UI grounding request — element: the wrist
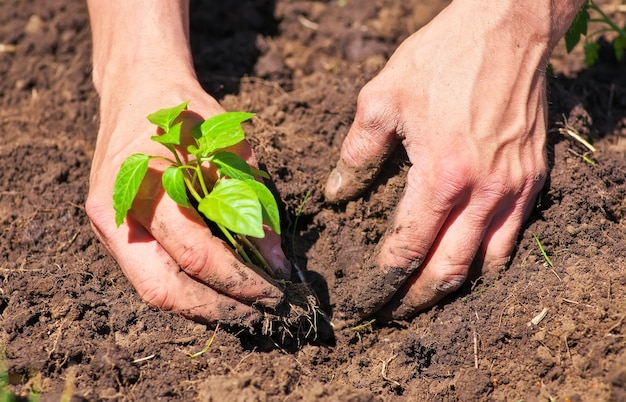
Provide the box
[449,0,585,57]
[96,64,199,119]
[87,0,209,123]
[87,0,195,96]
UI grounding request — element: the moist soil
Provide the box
[2,1,626,401]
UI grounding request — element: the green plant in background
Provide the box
[565,0,626,65]
[0,370,11,402]
[0,349,38,402]
[113,101,281,273]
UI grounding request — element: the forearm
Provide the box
[507,0,586,49]
[547,0,588,46]
[447,0,585,56]
[86,0,196,103]
[406,0,584,95]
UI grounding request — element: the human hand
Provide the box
[86,76,289,326]
[325,1,558,320]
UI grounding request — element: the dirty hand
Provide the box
[86,0,289,325]
[85,76,290,325]
[325,0,578,319]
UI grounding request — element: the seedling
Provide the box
[350,319,375,332]
[113,103,329,341]
[565,0,626,65]
[112,101,281,273]
[533,234,554,267]
[187,323,220,359]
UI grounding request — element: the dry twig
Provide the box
[473,326,479,369]
[563,335,572,363]
[379,354,401,388]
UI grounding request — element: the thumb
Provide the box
[324,91,399,202]
[252,229,292,280]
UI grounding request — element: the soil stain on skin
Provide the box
[336,261,417,323]
[2,0,626,400]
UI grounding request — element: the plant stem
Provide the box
[151,155,178,165]
[172,150,184,168]
[196,164,210,198]
[238,235,274,276]
[184,176,203,203]
[178,164,199,171]
[589,0,626,40]
[217,223,252,264]
[586,26,614,40]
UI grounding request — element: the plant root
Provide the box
[260,282,332,344]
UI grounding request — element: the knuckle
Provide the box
[354,84,396,135]
[385,236,429,269]
[482,179,510,200]
[472,181,512,216]
[85,193,109,225]
[178,244,212,278]
[525,169,547,192]
[419,158,472,207]
[85,193,116,241]
[431,268,468,293]
[139,284,174,311]
[483,255,511,273]
[437,157,472,189]
[475,167,547,210]
[393,265,469,320]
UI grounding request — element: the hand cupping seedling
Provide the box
[112,102,329,341]
[112,101,281,276]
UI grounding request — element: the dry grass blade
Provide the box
[530,307,549,326]
[473,326,479,369]
[559,126,597,153]
[187,323,220,359]
[297,15,319,30]
[133,354,156,364]
[0,43,16,53]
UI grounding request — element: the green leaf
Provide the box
[197,179,264,238]
[187,144,200,158]
[565,4,589,53]
[113,154,151,227]
[584,41,600,66]
[162,166,189,208]
[613,36,626,61]
[210,152,253,180]
[250,167,270,179]
[151,121,183,146]
[147,101,189,131]
[194,112,255,156]
[244,179,281,234]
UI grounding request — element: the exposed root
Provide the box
[260,282,331,343]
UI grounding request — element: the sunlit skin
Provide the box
[85,0,585,324]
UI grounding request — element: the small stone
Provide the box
[25,15,44,35]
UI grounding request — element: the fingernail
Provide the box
[390,304,414,321]
[325,168,342,199]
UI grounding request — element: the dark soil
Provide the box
[2,1,625,400]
